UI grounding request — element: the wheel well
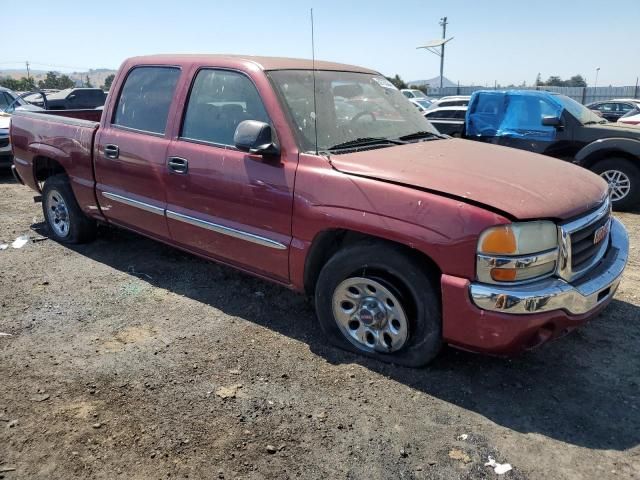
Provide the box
[34,156,66,187]
[581,149,639,170]
[303,229,442,296]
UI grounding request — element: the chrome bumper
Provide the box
[470,218,628,315]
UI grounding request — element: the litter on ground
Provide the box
[485,456,513,475]
[11,235,29,249]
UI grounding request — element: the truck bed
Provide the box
[10,109,102,219]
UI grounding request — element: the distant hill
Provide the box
[0,68,117,88]
[408,76,457,88]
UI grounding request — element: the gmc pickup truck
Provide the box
[10,55,629,367]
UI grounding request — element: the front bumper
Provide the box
[470,218,628,315]
[441,218,628,355]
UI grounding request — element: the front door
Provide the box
[95,66,181,239]
[492,95,572,157]
[164,68,295,282]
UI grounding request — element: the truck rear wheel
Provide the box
[42,174,97,244]
[315,241,442,367]
[592,158,640,211]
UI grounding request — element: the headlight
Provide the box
[477,221,559,283]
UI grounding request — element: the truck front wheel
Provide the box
[42,174,97,244]
[592,158,640,211]
[315,241,442,367]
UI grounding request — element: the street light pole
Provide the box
[594,67,600,91]
[439,17,448,89]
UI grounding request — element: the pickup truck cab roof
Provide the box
[127,54,379,73]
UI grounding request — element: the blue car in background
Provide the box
[463,90,640,210]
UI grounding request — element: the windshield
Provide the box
[414,99,432,109]
[554,95,604,124]
[268,70,439,152]
[410,90,427,99]
[1,91,28,113]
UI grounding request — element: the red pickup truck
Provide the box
[10,55,629,367]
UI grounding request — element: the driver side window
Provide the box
[181,69,271,146]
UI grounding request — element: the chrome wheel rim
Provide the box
[332,277,409,353]
[46,189,70,238]
[601,169,631,201]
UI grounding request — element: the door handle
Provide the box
[104,144,119,159]
[168,156,189,174]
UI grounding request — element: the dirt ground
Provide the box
[0,170,639,480]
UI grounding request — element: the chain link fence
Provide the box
[426,85,640,105]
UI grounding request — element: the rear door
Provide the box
[164,68,294,282]
[95,66,181,239]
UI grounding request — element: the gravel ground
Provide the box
[0,170,639,480]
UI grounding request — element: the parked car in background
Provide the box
[26,88,106,110]
[587,99,640,122]
[618,109,640,126]
[424,106,466,136]
[409,97,432,112]
[0,87,45,167]
[0,87,46,114]
[401,88,428,100]
[425,95,471,110]
[10,55,628,367]
[464,90,640,209]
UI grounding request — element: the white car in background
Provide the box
[401,88,428,100]
[0,87,44,167]
[425,95,471,111]
[618,109,640,126]
[409,97,433,112]
[423,106,467,137]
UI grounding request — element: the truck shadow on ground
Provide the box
[45,222,640,453]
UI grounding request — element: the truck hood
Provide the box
[583,122,640,139]
[329,139,608,221]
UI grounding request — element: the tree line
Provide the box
[384,73,589,92]
[0,71,116,92]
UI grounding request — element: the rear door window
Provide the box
[113,66,181,134]
[181,69,270,146]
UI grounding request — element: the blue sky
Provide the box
[3,0,639,86]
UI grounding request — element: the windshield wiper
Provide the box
[327,137,405,151]
[397,130,443,141]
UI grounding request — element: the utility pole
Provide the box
[439,17,448,89]
[25,61,31,84]
[416,19,453,93]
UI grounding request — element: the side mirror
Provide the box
[542,116,562,127]
[234,120,279,156]
[68,94,76,100]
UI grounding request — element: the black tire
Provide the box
[315,241,442,367]
[591,158,640,211]
[42,174,97,244]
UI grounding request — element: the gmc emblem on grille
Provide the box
[593,220,610,245]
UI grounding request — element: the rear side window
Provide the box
[428,110,456,119]
[440,100,468,108]
[181,69,270,146]
[113,66,180,134]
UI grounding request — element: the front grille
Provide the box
[571,213,610,270]
[559,199,611,281]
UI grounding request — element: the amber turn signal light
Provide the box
[480,226,517,255]
[490,268,518,282]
